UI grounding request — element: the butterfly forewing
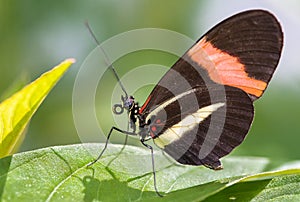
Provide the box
[188,9,283,100]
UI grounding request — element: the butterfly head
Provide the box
[112,95,136,115]
[124,96,135,110]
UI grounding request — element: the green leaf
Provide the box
[0,59,75,158]
[0,144,299,201]
[202,168,300,202]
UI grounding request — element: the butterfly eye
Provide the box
[124,96,135,109]
[113,95,135,115]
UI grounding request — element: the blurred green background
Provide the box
[0,0,299,164]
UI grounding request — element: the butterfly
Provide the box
[87,9,283,196]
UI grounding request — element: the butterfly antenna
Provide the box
[85,21,128,98]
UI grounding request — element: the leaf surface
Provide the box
[1,144,299,202]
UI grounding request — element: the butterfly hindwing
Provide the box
[140,57,254,169]
[149,85,254,169]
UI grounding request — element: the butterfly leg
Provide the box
[87,126,136,167]
[140,139,163,197]
[118,120,130,153]
[105,134,129,168]
[107,120,130,167]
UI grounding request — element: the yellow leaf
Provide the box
[0,58,75,158]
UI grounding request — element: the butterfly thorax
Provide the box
[125,96,152,141]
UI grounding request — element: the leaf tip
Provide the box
[65,58,76,64]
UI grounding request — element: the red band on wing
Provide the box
[187,37,267,97]
[139,95,152,114]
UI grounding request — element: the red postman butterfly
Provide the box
[87,9,283,196]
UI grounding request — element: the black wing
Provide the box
[139,10,283,169]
